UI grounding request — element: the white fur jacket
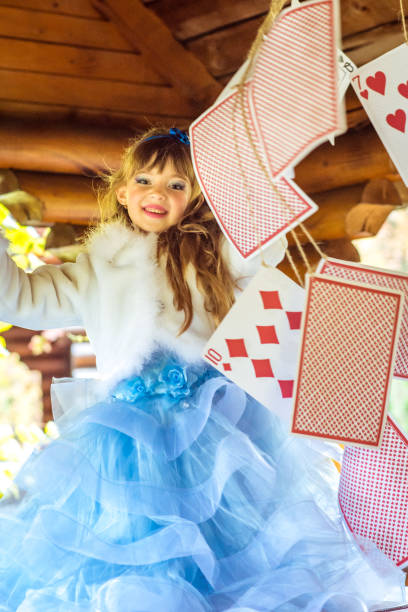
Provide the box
[0,221,286,383]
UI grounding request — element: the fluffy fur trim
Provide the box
[85,220,158,266]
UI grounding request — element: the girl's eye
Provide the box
[135,176,150,185]
[170,182,185,191]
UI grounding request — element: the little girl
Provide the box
[0,128,405,611]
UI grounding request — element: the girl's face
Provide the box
[116,160,192,233]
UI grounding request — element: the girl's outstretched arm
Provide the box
[0,233,88,330]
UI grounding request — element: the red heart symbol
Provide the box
[386,109,406,133]
[360,89,369,99]
[398,81,408,99]
[366,71,386,95]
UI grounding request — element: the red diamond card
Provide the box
[189,86,318,259]
[202,266,305,423]
[291,274,403,447]
[351,43,408,187]
[339,416,408,568]
[318,258,408,380]
[249,0,345,178]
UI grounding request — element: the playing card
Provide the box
[337,49,357,100]
[249,0,346,178]
[339,416,408,568]
[318,258,408,380]
[202,266,305,423]
[189,86,318,260]
[291,274,403,447]
[351,43,408,187]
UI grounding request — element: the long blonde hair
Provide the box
[97,127,236,334]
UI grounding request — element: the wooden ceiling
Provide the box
[0,0,406,130]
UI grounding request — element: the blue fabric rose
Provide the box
[157,364,194,399]
[112,377,147,403]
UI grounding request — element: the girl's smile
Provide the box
[116,161,192,232]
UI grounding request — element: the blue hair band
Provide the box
[143,128,190,146]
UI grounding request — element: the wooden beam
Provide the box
[0,6,131,50]
[0,101,191,133]
[0,38,168,86]
[0,120,130,176]
[0,69,195,117]
[340,0,402,37]
[14,171,99,225]
[295,126,395,194]
[0,0,101,19]
[1,121,396,197]
[147,0,273,40]
[0,120,131,175]
[91,0,222,107]
[344,22,406,67]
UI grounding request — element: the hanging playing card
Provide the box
[202,266,305,423]
[249,0,346,178]
[339,416,408,568]
[291,274,403,447]
[351,43,408,186]
[190,87,318,259]
[318,258,408,380]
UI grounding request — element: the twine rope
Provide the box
[401,0,408,43]
[232,0,326,284]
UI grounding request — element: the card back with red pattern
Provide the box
[339,416,408,568]
[189,86,317,259]
[318,258,408,380]
[249,0,345,178]
[291,274,403,447]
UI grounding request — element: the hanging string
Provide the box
[233,0,327,283]
[231,92,267,267]
[400,0,408,43]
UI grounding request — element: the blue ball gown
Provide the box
[0,351,405,611]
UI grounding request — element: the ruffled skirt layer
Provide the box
[0,353,405,611]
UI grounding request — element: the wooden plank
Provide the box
[0,38,167,85]
[0,69,196,116]
[344,22,406,67]
[0,6,131,50]
[341,0,402,37]
[92,0,221,107]
[187,16,264,77]
[0,0,100,19]
[15,171,99,225]
[295,126,395,194]
[0,100,190,132]
[0,119,131,175]
[147,0,273,40]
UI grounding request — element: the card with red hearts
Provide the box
[291,274,403,447]
[202,266,305,424]
[317,258,408,380]
[339,415,408,569]
[189,86,318,259]
[249,0,346,178]
[351,43,408,186]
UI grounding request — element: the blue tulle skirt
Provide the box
[0,352,405,611]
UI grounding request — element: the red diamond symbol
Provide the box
[256,325,279,344]
[226,338,248,358]
[252,359,274,378]
[278,380,294,398]
[223,363,232,371]
[260,290,282,309]
[286,311,302,330]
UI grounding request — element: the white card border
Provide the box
[248,0,347,180]
[189,89,318,260]
[290,273,404,448]
[316,257,408,380]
